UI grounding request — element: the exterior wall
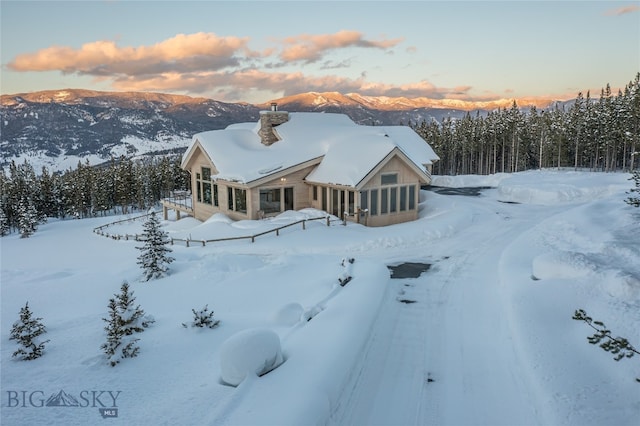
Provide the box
[356,155,422,227]
[250,164,316,218]
[186,144,430,227]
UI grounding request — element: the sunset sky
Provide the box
[1,1,638,105]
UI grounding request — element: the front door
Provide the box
[284,187,294,211]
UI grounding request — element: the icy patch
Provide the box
[219,328,284,386]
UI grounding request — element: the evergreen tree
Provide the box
[101,281,154,367]
[9,302,50,360]
[136,212,174,281]
[625,170,640,208]
[17,196,38,238]
[0,198,10,236]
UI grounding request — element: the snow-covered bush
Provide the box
[220,328,284,386]
[136,212,174,281]
[101,281,155,367]
[182,304,220,329]
[338,257,355,286]
[9,302,49,360]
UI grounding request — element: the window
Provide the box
[228,187,234,210]
[381,188,388,214]
[400,186,407,211]
[332,189,339,216]
[260,188,281,214]
[313,186,318,201]
[390,187,397,213]
[360,190,368,212]
[370,189,378,216]
[213,184,218,206]
[408,185,416,210]
[322,187,327,211]
[381,173,398,185]
[348,191,355,215]
[196,168,213,205]
[235,188,247,213]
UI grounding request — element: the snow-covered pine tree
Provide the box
[17,196,38,238]
[101,281,154,367]
[184,305,220,329]
[136,212,174,281]
[0,199,10,236]
[9,302,50,360]
[625,170,640,208]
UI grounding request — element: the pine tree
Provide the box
[101,281,154,367]
[0,198,10,236]
[9,302,50,360]
[17,196,38,238]
[136,212,174,281]
[625,170,640,208]
[183,305,220,329]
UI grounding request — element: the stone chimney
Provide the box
[258,103,289,146]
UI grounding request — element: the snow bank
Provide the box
[219,328,284,386]
[532,251,597,280]
[219,260,389,425]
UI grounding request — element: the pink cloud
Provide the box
[8,32,253,75]
[279,30,403,63]
[604,5,639,15]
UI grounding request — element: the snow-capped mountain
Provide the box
[0,89,562,171]
[0,90,260,170]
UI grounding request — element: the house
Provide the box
[162,105,439,227]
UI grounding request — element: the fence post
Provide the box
[201,240,206,247]
[186,240,190,248]
[326,216,330,226]
[302,220,306,230]
[276,229,280,236]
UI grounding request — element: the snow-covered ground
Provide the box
[1,170,639,425]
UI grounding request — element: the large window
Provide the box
[227,187,247,213]
[360,190,368,212]
[260,189,281,214]
[370,189,378,216]
[348,191,355,215]
[408,185,416,210]
[381,188,388,214]
[196,167,213,205]
[235,188,247,213]
[390,187,397,213]
[400,186,407,211]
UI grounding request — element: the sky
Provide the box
[1,1,639,105]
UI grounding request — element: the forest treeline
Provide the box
[0,156,190,237]
[411,73,640,176]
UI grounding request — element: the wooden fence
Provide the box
[94,212,344,245]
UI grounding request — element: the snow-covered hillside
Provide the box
[1,170,639,425]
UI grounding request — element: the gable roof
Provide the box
[182,112,439,186]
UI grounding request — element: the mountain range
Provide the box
[0,89,563,171]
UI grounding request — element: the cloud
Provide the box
[279,30,403,63]
[7,32,253,75]
[108,67,474,103]
[604,5,639,16]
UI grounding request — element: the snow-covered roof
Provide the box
[182,112,439,187]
